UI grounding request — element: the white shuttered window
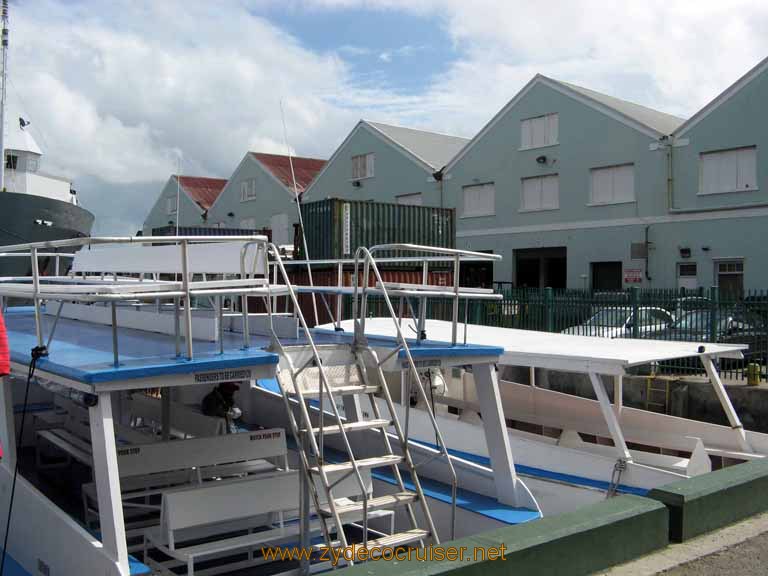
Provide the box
[700,147,757,195]
[396,193,423,206]
[520,113,558,149]
[240,180,257,202]
[352,153,375,179]
[521,175,559,211]
[462,183,495,217]
[590,164,635,205]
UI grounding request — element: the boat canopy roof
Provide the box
[319,318,746,376]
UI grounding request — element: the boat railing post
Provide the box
[110,302,119,367]
[31,247,43,347]
[180,239,194,359]
[336,260,343,330]
[0,375,16,469]
[452,254,459,345]
[613,374,623,415]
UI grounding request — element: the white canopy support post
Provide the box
[472,363,519,505]
[613,374,623,416]
[588,372,632,461]
[0,376,16,470]
[89,391,129,575]
[702,355,752,453]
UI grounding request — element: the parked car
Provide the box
[656,308,768,370]
[671,296,710,319]
[561,306,674,338]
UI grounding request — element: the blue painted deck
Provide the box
[4,312,281,385]
[4,310,501,386]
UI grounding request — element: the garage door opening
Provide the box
[591,261,622,291]
[514,247,567,288]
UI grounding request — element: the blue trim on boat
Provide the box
[409,440,648,497]
[0,549,32,576]
[6,326,278,385]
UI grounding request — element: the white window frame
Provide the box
[461,183,495,218]
[519,113,559,150]
[396,193,423,206]
[352,153,375,180]
[166,197,177,215]
[240,179,257,202]
[589,163,635,206]
[699,146,758,196]
[520,174,559,212]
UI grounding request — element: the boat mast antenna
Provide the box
[0,0,9,192]
[280,98,318,326]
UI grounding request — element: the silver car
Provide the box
[562,306,674,338]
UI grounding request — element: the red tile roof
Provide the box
[176,176,228,211]
[251,152,326,195]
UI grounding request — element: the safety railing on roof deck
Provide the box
[0,235,274,365]
[268,252,501,330]
[349,244,502,540]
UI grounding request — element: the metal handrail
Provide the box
[351,245,459,541]
[265,243,373,553]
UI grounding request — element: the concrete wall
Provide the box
[142,177,204,235]
[303,123,441,206]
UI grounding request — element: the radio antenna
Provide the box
[280,99,318,326]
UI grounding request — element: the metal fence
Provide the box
[356,286,768,383]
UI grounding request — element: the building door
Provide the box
[591,261,622,291]
[677,263,698,292]
[514,247,567,288]
[716,260,744,299]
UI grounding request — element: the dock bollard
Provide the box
[747,363,761,387]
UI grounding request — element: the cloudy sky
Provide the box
[8,0,768,233]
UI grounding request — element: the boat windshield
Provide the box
[585,308,631,327]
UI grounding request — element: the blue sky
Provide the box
[7,0,768,234]
[262,5,456,93]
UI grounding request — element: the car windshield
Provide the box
[585,308,630,327]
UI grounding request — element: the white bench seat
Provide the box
[144,469,373,575]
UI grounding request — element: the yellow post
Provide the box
[747,363,761,387]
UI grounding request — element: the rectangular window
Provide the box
[240,180,258,202]
[520,113,558,149]
[352,153,375,179]
[5,154,17,170]
[700,147,757,195]
[590,164,635,205]
[239,218,256,229]
[462,183,495,218]
[521,174,559,211]
[166,197,177,215]
[396,193,423,206]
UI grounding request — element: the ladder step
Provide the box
[304,419,391,436]
[312,455,402,475]
[366,529,430,549]
[319,491,418,517]
[314,529,429,554]
[300,385,379,398]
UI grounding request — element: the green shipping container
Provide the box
[296,198,455,261]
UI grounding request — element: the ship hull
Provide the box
[0,191,94,276]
